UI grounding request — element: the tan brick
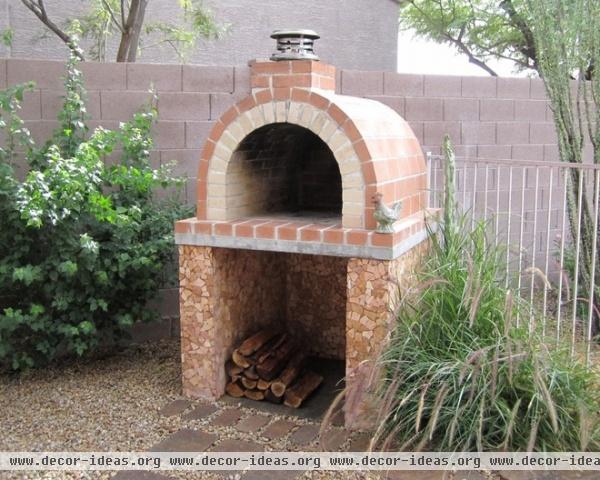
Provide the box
[207,184,226,197]
[343,172,364,188]
[298,103,315,127]
[343,188,365,203]
[329,130,351,152]
[342,202,363,216]
[274,101,287,122]
[260,101,276,124]
[209,155,227,173]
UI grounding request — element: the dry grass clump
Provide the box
[361,137,600,452]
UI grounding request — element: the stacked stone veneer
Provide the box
[179,242,427,428]
[179,247,348,400]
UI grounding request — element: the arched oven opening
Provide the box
[228,123,342,222]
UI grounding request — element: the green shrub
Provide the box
[372,136,600,452]
[0,51,192,370]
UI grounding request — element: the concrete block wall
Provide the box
[1,59,561,201]
[1,57,566,324]
[0,59,252,206]
[340,70,557,159]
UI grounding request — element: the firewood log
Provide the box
[225,381,244,398]
[270,353,307,397]
[256,338,295,381]
[232,349,251,368]
[253,333,287,364]
[264,388,283,404]
[284,371,323,408]
[238,330,277,356]
[226,359,243,377]
[241,377,258,389]
[244,366,259,380]
[256,378,271,390]
[244,389,265,401]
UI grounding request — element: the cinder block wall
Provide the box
[0,58,565,327]
[341,71,558,160]
[0,59,562,191]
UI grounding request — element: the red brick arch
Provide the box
[197,85,426,229]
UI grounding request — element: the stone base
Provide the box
[178,242,426,428]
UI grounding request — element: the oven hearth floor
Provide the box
[220,358,344,420]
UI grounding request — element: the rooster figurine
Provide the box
[372,192,402,233]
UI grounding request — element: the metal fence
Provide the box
[426,152,600,365]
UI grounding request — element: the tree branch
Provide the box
[120,0,126,27]
[101,0,125,33]
[500,0,538,70]
[406,0,498,76]
[446,31,499,76]
[20,0,85,60]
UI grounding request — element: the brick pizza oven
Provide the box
[174,32,429,428]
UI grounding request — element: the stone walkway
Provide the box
[111,399,599,480]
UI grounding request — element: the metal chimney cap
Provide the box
[270,29,320,61]
[270,29,320,39]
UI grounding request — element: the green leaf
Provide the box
[58,260,78,276]
[78,320,95,334]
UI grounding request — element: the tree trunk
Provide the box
[116,0,148,62]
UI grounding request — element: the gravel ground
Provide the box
[0,339,391,480]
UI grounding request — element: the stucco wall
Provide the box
[0,0,399,71]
